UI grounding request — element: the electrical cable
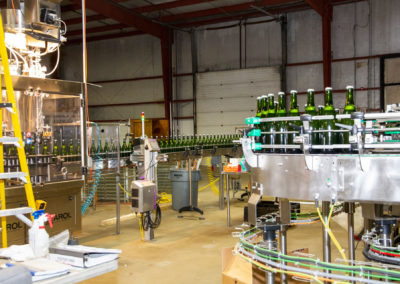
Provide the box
[316,203,349,265]
[203,157,219,195]
[44,47,60,76]
[234,246,326,284]
[238,228,400,281]
[81,122,102,215]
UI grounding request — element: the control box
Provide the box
[131,180,157,213]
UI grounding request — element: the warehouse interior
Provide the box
[0,0,399,283]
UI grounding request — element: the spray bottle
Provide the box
[29,210,54,257]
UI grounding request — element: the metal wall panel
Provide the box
[196,67,280,134]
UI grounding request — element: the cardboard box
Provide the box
[222,247,309,284]
[222,247,251,284]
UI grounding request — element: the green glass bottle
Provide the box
[322,87,337,153]
[259,95,268,152]
[103,138,109,158]
[318,105,324,115]
[128,137,133,152]
[69,139,75,161]
[76,140,81,161]
[342,85,355,147]
[276,92,287,153]
[98,139,104,158]
[90,139,96,156]
[266,93,276,153]
[305,89,319,147]
[165,136,170,153]
[121,138,128,157]
[256,96,263,118]
[61,139,67,156]
[42,140,48,155]
[189,135,194,150]
[288,90,301,152]
[53,139,59,156]
[110,138,116,158]
[30,141,35,156]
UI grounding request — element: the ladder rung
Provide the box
[0,172,27,183]
[0,103,12,108]
[0,137,20,147]
[0,207,32,217]
[0,103,14,113]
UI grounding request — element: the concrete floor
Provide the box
[77,175,365,284]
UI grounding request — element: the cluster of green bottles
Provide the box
[90,137,133,159]
[4,137,82,167]
[51,139,81,161]
[157,134,240,153]
[253,86,356,153]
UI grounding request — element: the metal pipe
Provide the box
[116,125,120,235]
[188,158,192,206]
[219,163,224,210]
[322,201,331,281]
[267,238,275,284]
[347,203,355,262]
[227,174,230,227]
[279,226,288,284]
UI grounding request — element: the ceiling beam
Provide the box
[304,0,325,16]
[68,23,126,36]
[158,0,300,22]
[135,0,216,13]
[63,0,216,26]
[68,30,145,44]
[65,14,106,26]
[69,0,169,39]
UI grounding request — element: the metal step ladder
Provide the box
[0,13,36,247]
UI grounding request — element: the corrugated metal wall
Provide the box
[196,67,281,134]
[59,0,400,134]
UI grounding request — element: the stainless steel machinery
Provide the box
[238,111,400,283]
[0,1,85,246]
[1,75,85,246]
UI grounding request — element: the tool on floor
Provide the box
[0,13,37,248]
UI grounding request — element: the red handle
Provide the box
[46,213,55,228]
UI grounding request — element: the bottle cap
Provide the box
[261,95,268,98]
[325,87,332,91]
[268,93,274,97]
[290,90,297,94]
[307,88,314,92]
[278,91,285,95]
[257,96,262,100]
[346,85,354,89]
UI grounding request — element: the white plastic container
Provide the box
[29,210,53,258]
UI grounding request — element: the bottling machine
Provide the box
[239,109,400,283]
[0,0,85,245]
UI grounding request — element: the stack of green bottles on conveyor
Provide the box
[157,134,241,153]
[250,86,357,153]
[90,137,134,159]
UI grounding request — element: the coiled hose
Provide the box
[81,122,102,215]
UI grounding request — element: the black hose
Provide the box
[140,204,162,231]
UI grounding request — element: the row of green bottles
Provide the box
[158,134,240,153]
[258,91,301,153]
[254,86,356,153]
[52,139,81,161]
[90,137,133,159]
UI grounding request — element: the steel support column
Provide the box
[322,5,332,88]
[161,32,173,133]
[305,0,332,89]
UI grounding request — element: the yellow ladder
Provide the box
[0,13,36,247]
